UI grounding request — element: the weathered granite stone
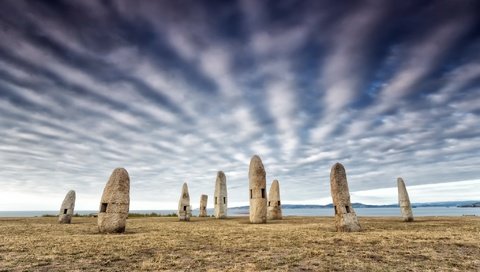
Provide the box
[178,182,192,221]
[214,171,228,219]
[98,168,130,233]
[58,190,75,224]
[199,194,208,217]
[330,163,361,232]
[267,179,282,220]
[398,177,414,222]
[249,155,267,224]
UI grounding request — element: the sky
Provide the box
[0,0,479,211]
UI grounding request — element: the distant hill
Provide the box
[229,201,480,210]
[411,201,480,207]
[458,202,480,207]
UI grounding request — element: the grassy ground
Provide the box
[0,216,479,271]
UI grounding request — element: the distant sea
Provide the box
[0,207,478,217]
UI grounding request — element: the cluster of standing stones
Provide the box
[58,155,415,233]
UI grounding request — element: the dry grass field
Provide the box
[0,216,479,271]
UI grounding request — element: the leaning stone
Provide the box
[199,194,208,217]
[98,168,130,233]
[178,182,192,221]
[58,190,75,224]
[249,155,267,224]
[330,162,361,232]
[214,171,228,219]
[267,179,282,220]
[398,177,414,222]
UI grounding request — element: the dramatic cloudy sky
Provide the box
[1,0,479,211]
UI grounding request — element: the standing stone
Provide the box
[98,168,130,233]
[398,177,414,222]
[267,179,282,220]
[214,171,228,219]
[249,155,267,224]
[58,190,76,224]
[330,162,361,232]
[178,182,192,221]
[199,194,208,217]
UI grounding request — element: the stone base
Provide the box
[178,211,191,221]
[335,213,361,232]
[215,208,227,219]
[179,216,190,221]
[58,214,72,224]
[250,199,267,223]
[400,207,414,222]
[267,207,282,220]
[98,213,127,233]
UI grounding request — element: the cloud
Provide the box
[352,179,480,205]
[0,0,479,211]
[377,18,473,110]
[309,1,387,142]
[428,61,480,105]
[320,1,385,112]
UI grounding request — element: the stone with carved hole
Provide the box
[178,182,192,221]
[267,179,282,220]
[214,171,228,219]
[249,155,267,224]
[199,194,208,217]
[58,190,75,224]
[330,162,361,232]
[98,168,130,233]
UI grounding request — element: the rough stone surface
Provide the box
[58,190,75,224]
[249,155,267,224]
[330,162,361,232]
[398,177,414,222]
[214,171,228,219]
[98,168,130,233]
[267,179,282,220]
[178,182,192,221]
[199,194,208,217]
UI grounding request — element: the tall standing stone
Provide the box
[98,168,130,233]
[58,190,76,224]
[199,194,208,217]
[178,182,192,221]
[249,155,267,224]
[267,179,282,220]
[330,162,361,232]
[397,177,414,222]
[214,171,228,219]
